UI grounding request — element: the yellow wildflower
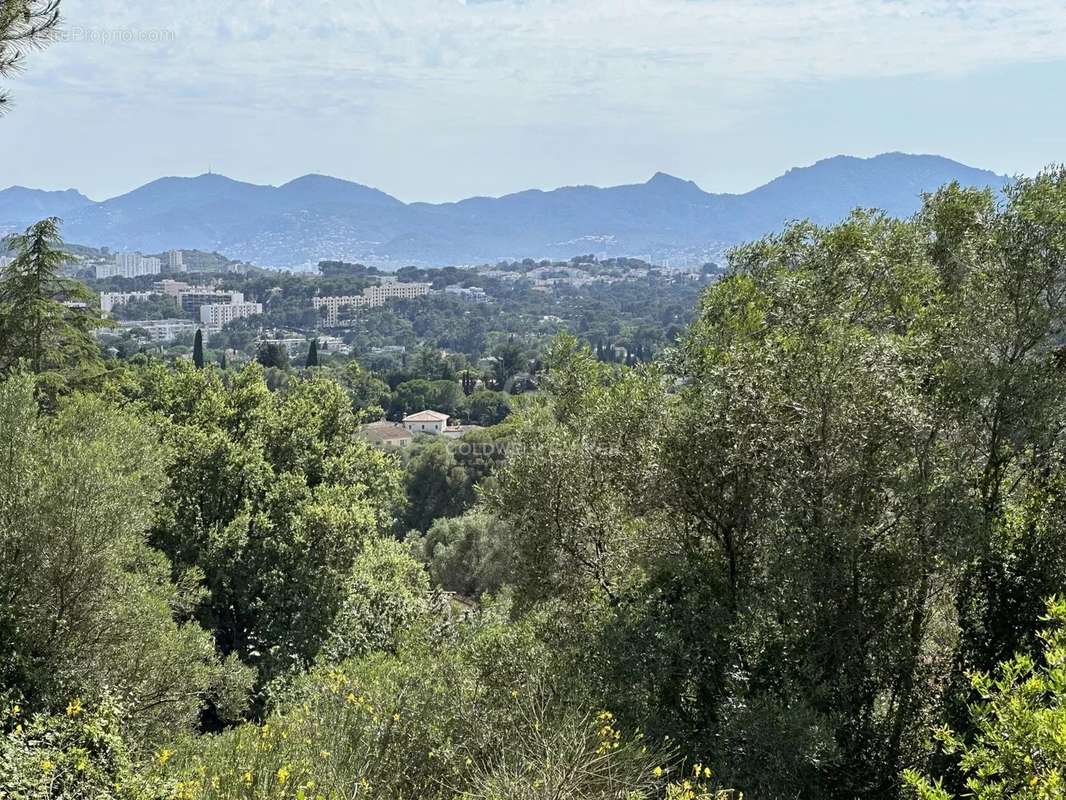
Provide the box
[157,748,174,766]
[66,698,83,717]
[277,766,291,785]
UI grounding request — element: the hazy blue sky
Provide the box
[3,0,1066,201]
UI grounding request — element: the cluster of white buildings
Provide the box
[313,281,431,326]
[259,335,352,359]
[100,290,154,313]
[118,318,199,342]
[444,285,490,302]
[104,279,262,340]
[0,255,12,269]
[149,280,261,332]
[93,250,183,279]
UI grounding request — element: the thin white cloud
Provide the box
[33,0,1066,110]
[5,0,1066,199]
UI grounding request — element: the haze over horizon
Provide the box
[0,151,1007,205]
[2,0,1066,202]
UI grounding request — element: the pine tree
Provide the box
[306,339,319,368]
[1,1,61,113]
[219,352,228,370]
[0,217,105,395]
[193,329,205,369]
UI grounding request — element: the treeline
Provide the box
[2,172,1066,799]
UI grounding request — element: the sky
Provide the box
[2,0,1066,202]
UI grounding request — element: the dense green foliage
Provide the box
[483,171,1066,797]
[120,363,403,686]
[411,512,514,599]
[0,375,251,744]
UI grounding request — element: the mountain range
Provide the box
[0,153,1008,268]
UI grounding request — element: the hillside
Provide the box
[0,153,1007,267]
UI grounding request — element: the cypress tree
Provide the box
[193,329,205,369]
[306,339,319,368]
[462,370,477,396]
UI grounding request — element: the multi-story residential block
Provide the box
[180,288,244,315]
[155,279,193,298]
[100,291,156,314]
[363,282,431,305]
[165,250,184,272]
[312,294,367,325]
[119,318,197,342]
[312,281,430,325]
[95,252,162,279]
[200,301,263,332]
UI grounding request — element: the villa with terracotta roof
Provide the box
[402,409,451,435]
[359,421,413,448]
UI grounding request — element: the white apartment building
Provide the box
[155,279,192,298]
[166,250,184,272]
[95,252,162,279]
[312,294,368,325]
[119,318,197,342]
[180,288,244,315]
[100,291,155,314]
[313,282,431,325]
[200,301,263,332]
[363,282,431,304]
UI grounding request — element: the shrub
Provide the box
[0,699,164,800]
[904,598,1066,799]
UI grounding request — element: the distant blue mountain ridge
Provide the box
[0,153,1008,267]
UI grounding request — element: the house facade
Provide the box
[402,410,450,435]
